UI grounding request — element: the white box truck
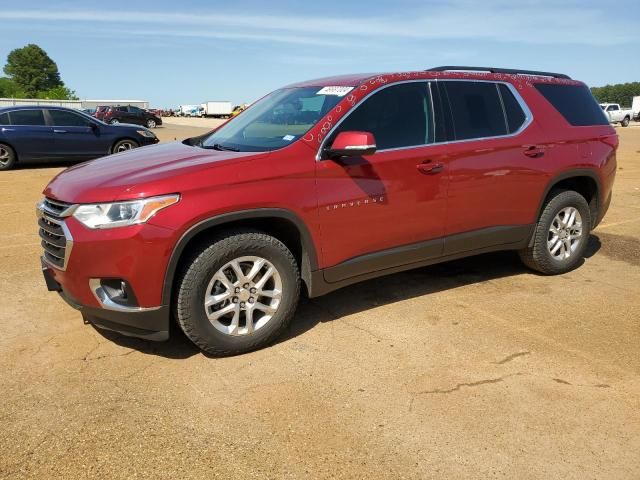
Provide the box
[201,101,233,118]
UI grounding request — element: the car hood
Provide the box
[44,141,268,203]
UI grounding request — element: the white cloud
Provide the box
[0,3,634,47]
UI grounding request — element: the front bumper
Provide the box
[42,261,169,341]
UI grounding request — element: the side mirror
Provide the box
[325,131,376,159]
[90,122,100,131]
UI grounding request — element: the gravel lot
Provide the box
[1,120,639,479]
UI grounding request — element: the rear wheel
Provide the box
[621,116,630,127]
[175,230,300,356]
[112,139,139,153]
[519,190,591,274]
[0,143,16,171]
[146,119,156,128]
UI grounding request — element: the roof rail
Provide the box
[427,66,571,80]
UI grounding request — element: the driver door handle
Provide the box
[53,129,67,134]
[417,162,444,175]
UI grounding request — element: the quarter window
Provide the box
[534,84,608,126]
[9,109,46,126]
[498,84,527,133]
[331,82,433,150]
[0,112,9,125]
[48,109,91,127]
[443,81,507,140]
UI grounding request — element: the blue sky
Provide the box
[0,0,638,107]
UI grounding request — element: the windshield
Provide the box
[200,87,345,152]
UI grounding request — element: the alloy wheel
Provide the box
[204,256,282,336]
[0,146,9,167]
[548,206,583,260]
[116,141,135,152]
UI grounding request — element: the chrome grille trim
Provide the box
[36,198,75,271]
[40,198,77,218]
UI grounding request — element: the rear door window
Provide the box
[9,109,46,126]
[48,109,91,127]
[442,81,507,140]
[332,82,433,150]
[534,84,609,126]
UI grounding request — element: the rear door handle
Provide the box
[417,162,444,175]
[53,129,67,134]
[1,127,15,132]
[523,145,545,158]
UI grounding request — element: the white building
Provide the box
[0,98,149,110]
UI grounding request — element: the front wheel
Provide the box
[109,118,120,125]
[146,119,156,128]
[112,139,139,153]
[621,116,630,127]
[176,231,300,356]
[519,190,591,275]
[0,143,16,171]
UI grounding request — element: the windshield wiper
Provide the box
[202,143,240,152]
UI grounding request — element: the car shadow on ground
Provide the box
[8,160,79,170]
[95,235,603,359]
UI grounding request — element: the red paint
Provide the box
[43,70,617,308]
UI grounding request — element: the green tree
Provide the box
[3,44,63,97]
[36,85,78,100]
[591,82,640,107]
[0,77,25,97]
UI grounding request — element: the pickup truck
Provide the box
[600,103,632,127]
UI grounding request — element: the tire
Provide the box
[0,143,16,171]
[109,118,120,125]
[621,116,630,127]
[519,190,591,275]
[112,139,139,153]
[175,230,300,356]
[146,119,156,128]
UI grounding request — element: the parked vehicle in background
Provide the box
[632,96,640,121]
[177,105,200,117]
[201,101,233,118]
[82,107,96,116]
[94,106,110,121]
[231,104,248,117]
[0,106,158,170]
[103,105,162,128]
[600,103,632,127]
[38,66,617,356]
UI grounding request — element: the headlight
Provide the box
[73,194,179,229]
[136,130,156,138]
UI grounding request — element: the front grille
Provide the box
[37,198,75,270]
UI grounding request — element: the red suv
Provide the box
[38,66,617,355]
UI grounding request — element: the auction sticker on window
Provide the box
[316,86,354,96]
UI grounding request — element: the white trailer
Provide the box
[632,96,640,121]
[201,101,233,118]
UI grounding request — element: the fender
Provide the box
[161,208,319,305]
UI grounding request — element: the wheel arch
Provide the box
[162,208,319,305]
[535,169,601,231]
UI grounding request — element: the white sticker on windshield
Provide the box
[316,86,354,97]
[282,135,295,141]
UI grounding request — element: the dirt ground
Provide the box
[1,120,639,479]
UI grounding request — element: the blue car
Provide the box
[0,106,159,170]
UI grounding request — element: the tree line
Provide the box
[591,82,640,107]
[0,44,77,100]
